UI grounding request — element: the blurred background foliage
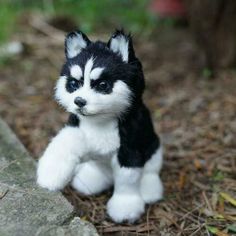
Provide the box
[1,0,236,69]
[0,0,162,44]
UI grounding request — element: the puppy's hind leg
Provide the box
[71,160,113,195]
[140,147,164,204]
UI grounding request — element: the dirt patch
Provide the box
[0,16,235,236]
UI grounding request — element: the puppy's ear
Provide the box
[65,30,91,59]
[107,30,136,63]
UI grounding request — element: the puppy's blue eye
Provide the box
[66,78,82,93]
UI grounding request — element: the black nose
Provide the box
[74,97,87,107]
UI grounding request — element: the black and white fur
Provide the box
[37,30,163,223]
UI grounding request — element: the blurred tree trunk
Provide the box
[184,0,236,69]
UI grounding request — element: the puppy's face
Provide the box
[55,30,144,118]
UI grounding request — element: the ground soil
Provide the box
[0,16,235,236]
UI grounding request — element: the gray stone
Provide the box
[0,118,99,236]
[36,217,99,236]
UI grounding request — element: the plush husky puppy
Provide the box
[37,30,163,223]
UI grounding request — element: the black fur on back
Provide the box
[118,101,160,167]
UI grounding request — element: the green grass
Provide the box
[0,0,158,44]
[0,2,19,43]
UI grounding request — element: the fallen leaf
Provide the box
[194,159,201,170]
[206,226,229,236]
[220,192,236,207]
[227,224,236,233]
[178,171,186,190]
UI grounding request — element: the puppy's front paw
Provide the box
[37,155,73,191]
[107,193,145,223]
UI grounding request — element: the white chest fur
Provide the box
[78,116,120,159]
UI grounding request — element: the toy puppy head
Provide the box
[55,30,145,119]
